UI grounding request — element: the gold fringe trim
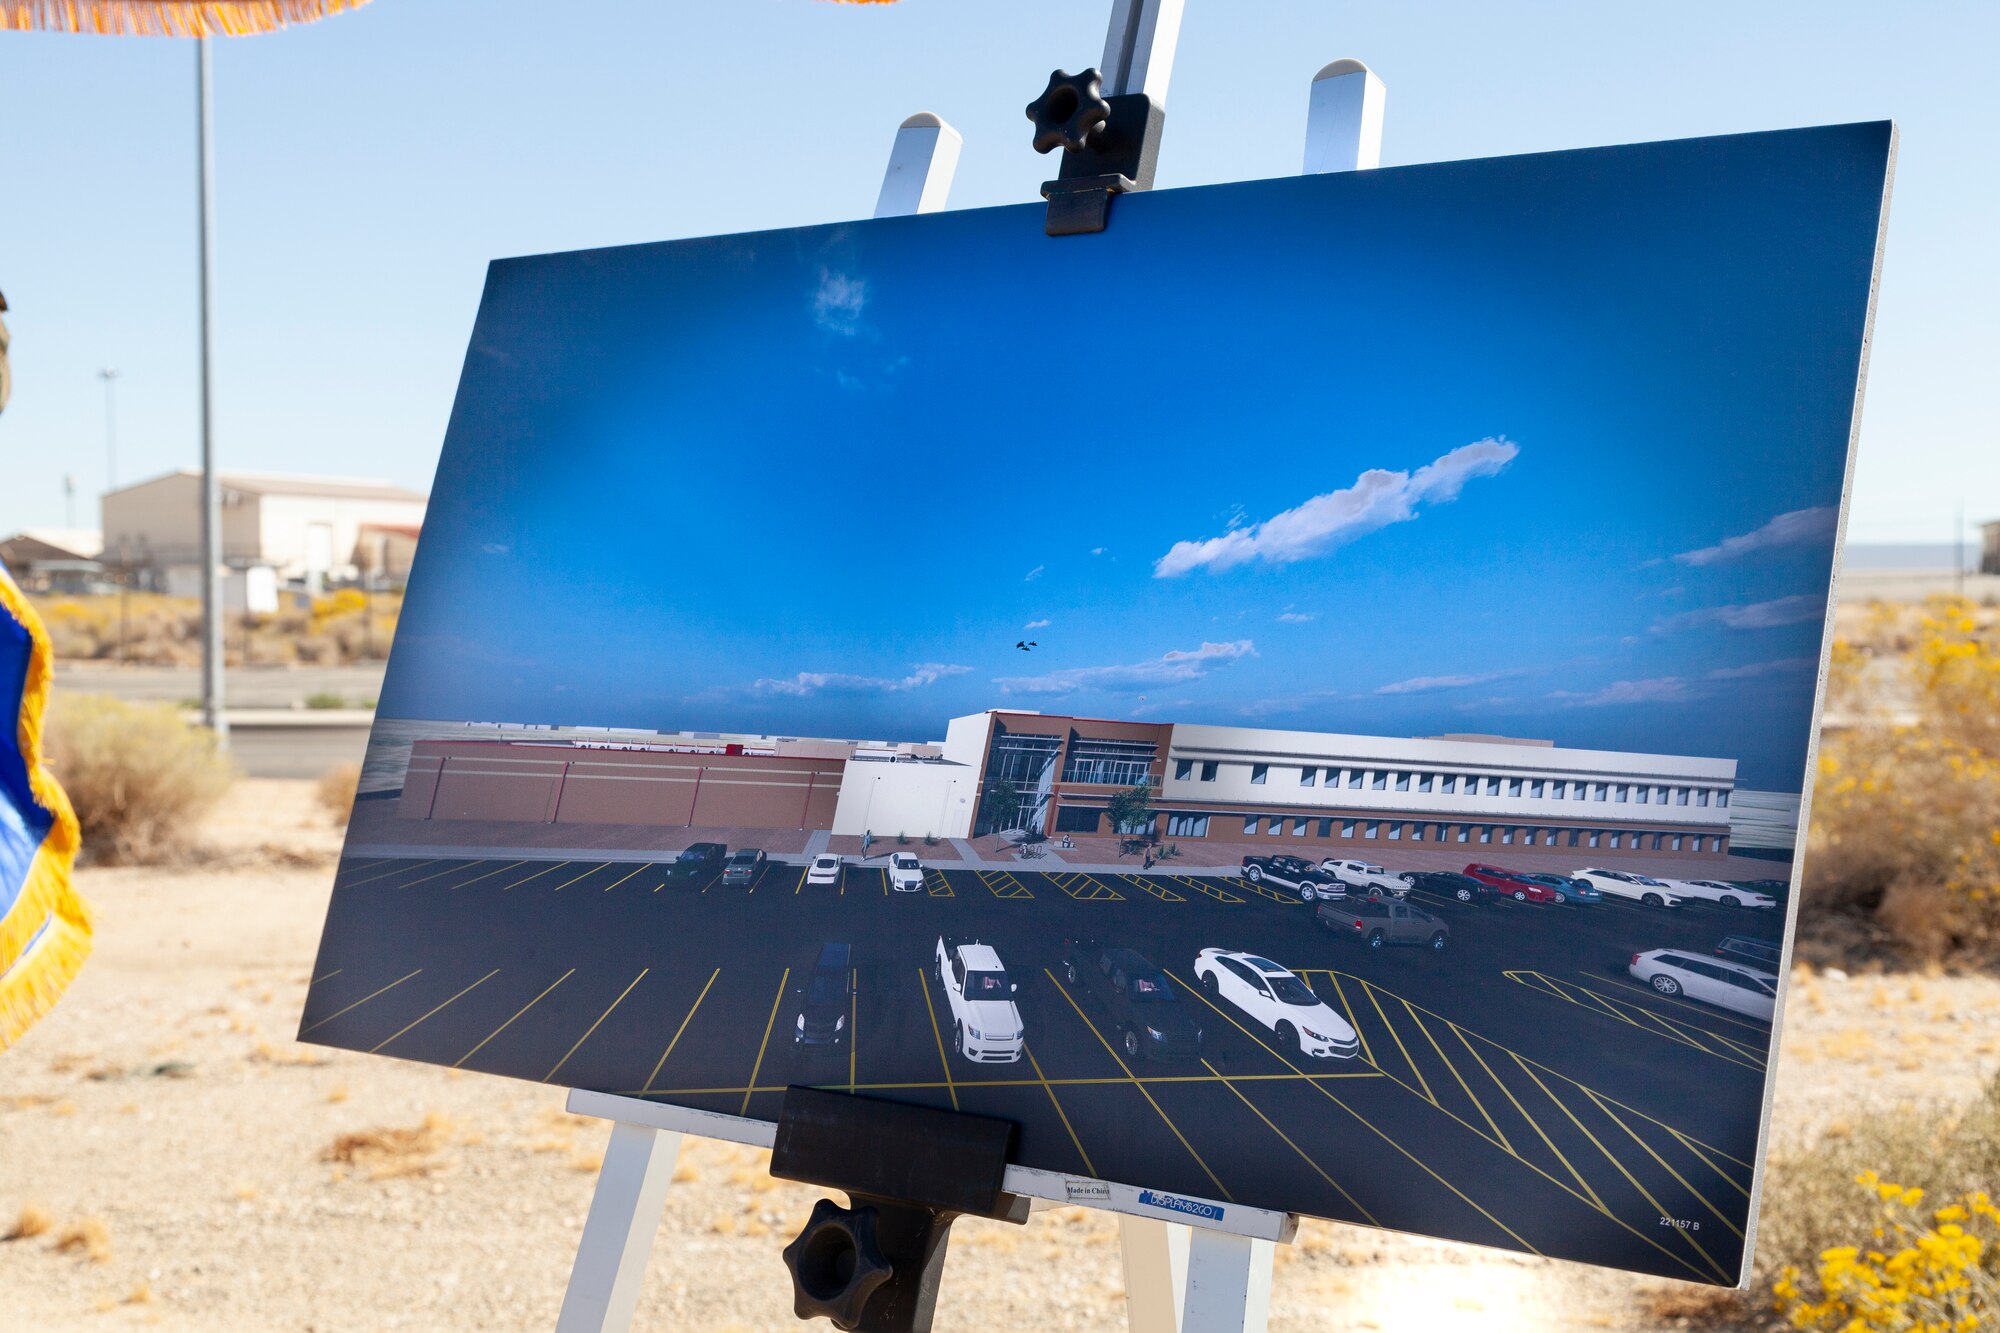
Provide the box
[0,0,370,37]
[0,569,90,1051]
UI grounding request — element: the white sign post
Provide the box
[552,10,1387,1331]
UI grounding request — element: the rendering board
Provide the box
[303,122,1893,1284]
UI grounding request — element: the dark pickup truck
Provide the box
[1316,898,1450,951]
[1058,939,1204,1061]
[660,842,727,886]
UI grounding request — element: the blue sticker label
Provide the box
[1137,1189,1225,1222]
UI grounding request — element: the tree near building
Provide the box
[1107,779,1159,840]
[982,777,1022,832]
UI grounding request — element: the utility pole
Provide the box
[197,38,228,746]
[99,367,120,491]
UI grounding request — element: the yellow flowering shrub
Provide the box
[1776,1173,1998,1331]
[1809,598,2000,961]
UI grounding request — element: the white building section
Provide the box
[830,757,978,840]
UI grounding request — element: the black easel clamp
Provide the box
[1028,68,1166,236]
[773,1086,1027,1333]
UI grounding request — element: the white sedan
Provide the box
[1192,949,1359,1060]
[1665,878,1779,909]
[1572,867,1683,907]
[886,853,925,893]
[805,854,844,887]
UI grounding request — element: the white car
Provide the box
[1191,949,1360,1060]
[1320,859,1408,900]
[886,853,925,893]
[1573,867,1682,907]
[806,854,844,887]
[1664,878,1778,910]
[934,938,1024,1063]
[1628,949,1777,1022]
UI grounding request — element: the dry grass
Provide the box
[52,1215,113,1263]
[5,1203,55,1240]
[30,589,401,667]
[315,762,361,824]
[322,1110,458,1180]
[45,693,236,865]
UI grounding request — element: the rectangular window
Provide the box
[1673,787,1688,805]
[1500,827,1514,844]
[1589,783,1604,802]
[1609,832,1623,849]
[1507,777,1523,798]
[1364,822,1379,839]
[1201,761,1219,782]
[1613,784,1628,803]
[1410,823,1425,842]
[1588,830,1601,848]
[1550,781,1565,801]
[1341,820,1356,838]
[1250,764,1268,786]
[1346,769,1362,789]
[1671,834,1684,851]
[1635,786,1649,804]
[1395,772,1411,791]
[1174,759,1194,781]
[1292,819,1308,837]
[1243,815,1259,835]
[1323,767,1338,786]
[1417,773,1434,793]
[1488,776,1504,797]
[1299,767,1316,787]
[1371,771,1387,790]
[1268,819,1283,836]
[1478,826,1492,844]
[1712,836,1726,852]
[1696,788,1710,806]
[1388,823,1403,841]
[1566,829,1581,847]
[1530,779,1545,798]
[1054,806,1101,833]
[1317,818,1333,838]
[1166,813,1210,837]
[1717,791,1730,807]
[1455,826,1469,843]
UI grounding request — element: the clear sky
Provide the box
[0,2,1993,548]
[375,123,1884,793]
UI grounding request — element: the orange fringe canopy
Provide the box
[0,0,370,36]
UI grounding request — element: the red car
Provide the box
[1463,863,1570,904]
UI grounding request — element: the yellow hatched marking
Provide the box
[1584,972,1776,1035]
[370,970,500,1053]
[550,862,608,892]
[919,967,959,1111]
[616,1070,1389,1098]
[1045,969,1230,1202]
[977,869,1034,899]
[1506,971,1764,1072]
[601,863,648,893]
[310,967,343,985]
[1119,874,1185,902]
[925,869,955,897]
[454,969,574,1068]
[1051,872,1123,901]
[1360,980,1435,1105]
[1582,1088,1744,1239]
[501,860,570,891]
[1671,1129,1755,1198]
[300,969,422,1035]
[1324,972,1374,1067]
[339,858,439,889]
[1403,1000,1514,1156]
[1202,1058,1378,1226]
[740,969,791,1115]
[1024,1044,1094,1177]
[1171,875,1244,904]
[547,969,649,1082]
[1230,875,1309,905]
[643,968,720,1092]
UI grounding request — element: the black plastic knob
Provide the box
[782,1198,896,1331]
[1027,68,1112,155]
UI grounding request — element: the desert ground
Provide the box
[2,780,1997,1332]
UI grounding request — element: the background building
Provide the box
[101,469,426,590]
[0,528,103,593]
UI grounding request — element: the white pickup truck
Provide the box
[934,937,1024,1063]
[1319,858,1408,899]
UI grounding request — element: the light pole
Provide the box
[98,367,119,491]
[197,38,228,747]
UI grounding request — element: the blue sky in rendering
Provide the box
[379,123,1889,793]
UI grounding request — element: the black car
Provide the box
[1397,869,1489,903]
[1059,940,1203,1061]
[660,842,727,885]
[1715,934,1781,970]
[794,943,853,1048]
[720,848,768,886]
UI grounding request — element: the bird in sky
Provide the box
[1015,640,1038,652]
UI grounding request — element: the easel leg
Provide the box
[1180,1229,1274,1333]
[1120,1215,1190,1332]
[555,1122,684,1333]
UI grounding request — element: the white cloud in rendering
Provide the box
[995,640,1256,697]
[811,269,867,336]
[752,662,971,696]
[1153,438,1519,577]
[1656,593,1827,633]
[1374,670,1514,696]
[1673,506,1838,566]
[1024,618,1050,629]
[1549,677,1698,707]
[1707,656,1817,680]
[1024,565,1045,582]
[1276,610,1317,624]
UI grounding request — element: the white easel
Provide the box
[554,7,1386,1330]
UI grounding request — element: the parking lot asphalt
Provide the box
[301,855,1779,1284]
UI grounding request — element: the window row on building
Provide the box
[1137,807,1726,853]
[1173,758,1729,808]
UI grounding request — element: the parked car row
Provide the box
[1240,854,1408,902]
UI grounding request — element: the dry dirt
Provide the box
[2,781,1996,1332]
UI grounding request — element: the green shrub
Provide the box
[45,693,236,864]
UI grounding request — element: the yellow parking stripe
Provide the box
[1583,972,1775,1035]
[300,968,423,1036]
[919,967,959,1111]
[614,1071,1389,1099]
[740,969,791,1115]
[1024,1044,1094,1177]
[1404,1000,1514,1157]
[790,866,810,895]
[1362,980,1435,1105]
[1201,1058,1378,1227]
[976,869,1034,899]
[1049,872,1123,901]
[370,969,500,1053]
[925,869,955,897]
[500,860,570,892]
[1583,1088,1744,1239]
[601,863,648,893]
[453,968,574,1068]
[643,968,720,1093]
[338,857,440,889]
[395,859,496,891]
[547,968,649,1082]
[310,967,343,985]
[1324,972,1375,1067]
[449,859,527,890]
[1671,1130,1755,1198]
[1045,969,1230,1202]
[849,976,858,1093]
[1170,874,1244,904]
[550,862,608,892]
